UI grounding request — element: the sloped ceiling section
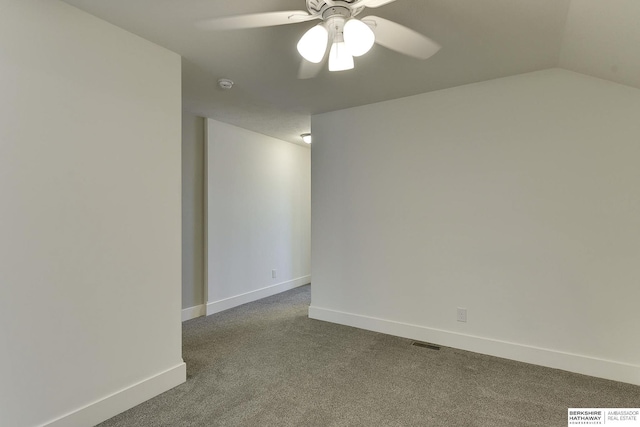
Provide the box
[559,0,640,91]
[59,0,639,143]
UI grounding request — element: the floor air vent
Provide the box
[411,341,441,350]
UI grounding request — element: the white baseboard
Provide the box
[43,362,186,427]
[207,276,311,316]
[182,304,206,322]
[308,306,640,386]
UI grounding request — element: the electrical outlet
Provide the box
[457,307,467,323]
[272,269,277,279]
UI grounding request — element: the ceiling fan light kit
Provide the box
[343,18,375,57]
[297,25,329,63]
[329,32,354,71]
[198,0,440,78]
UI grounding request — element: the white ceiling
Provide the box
[61,0,640,145]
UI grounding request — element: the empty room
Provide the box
[1,0,638,426]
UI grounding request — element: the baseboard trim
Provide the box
[182,304,206,322]
[207,275,311,316]
[43,362,186,427]
[308,306,640,386]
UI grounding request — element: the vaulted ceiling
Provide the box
[62,0,640,144]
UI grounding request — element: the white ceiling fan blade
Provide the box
[363,16,440,60]
[355,0,397,8]
[196,11,317,31]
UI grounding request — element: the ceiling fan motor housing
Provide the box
[307,0,365,18]
[324,10,349,36]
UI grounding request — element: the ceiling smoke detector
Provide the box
[218,78,234,90]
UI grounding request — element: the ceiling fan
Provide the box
[197,0,440,78]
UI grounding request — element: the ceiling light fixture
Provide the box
[343,19,375,57]
[295,6,374,73]
[328,32,354,72]
[297,25,329,63]
[301,133,312,144]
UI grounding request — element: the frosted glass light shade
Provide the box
[297,25,329,63]
[343,19,375,57]
[328,38,354,72]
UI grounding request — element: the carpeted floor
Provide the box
[98,285,639,426]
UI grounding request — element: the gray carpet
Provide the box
[99,285,639,426]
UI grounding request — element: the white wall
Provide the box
[559,0,640,91]
[206,119,310,314]
[182,112,206,313]
[310,69,640,385]
[0,1,184,426]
